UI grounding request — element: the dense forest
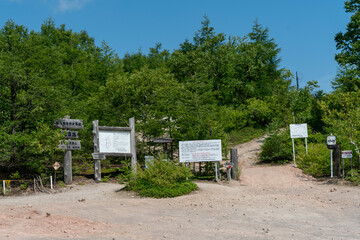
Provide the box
[1,0,360,181]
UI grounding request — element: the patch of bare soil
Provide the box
[1,136,360,239]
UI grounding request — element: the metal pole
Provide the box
[305,137,308,154]
[351,157,353,177]
[292,138,296,165]
[2,180,5,195]
[342,158,345,180]
[50,176,53,190]
[330,150,333,178]
[215,162,218,182]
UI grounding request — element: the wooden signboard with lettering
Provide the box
[54,119,84,130]
[58,140,81,150]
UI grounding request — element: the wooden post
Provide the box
[129,117,137,173]
[92,120,101,182]
[63,150,72,184]
[230,148,239,179]
[227,167,231,182]
[94,159,101,182]
[333,144,341,177]
[63,115,72,185]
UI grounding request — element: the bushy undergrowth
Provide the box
[297,143,330,177]
[260,129,335,178]
[260,131,292,163]
[345,170,360,185]
[125,159,197,198]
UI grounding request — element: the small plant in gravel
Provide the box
[125,157,197,198]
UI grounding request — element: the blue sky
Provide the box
[0,0,351,92]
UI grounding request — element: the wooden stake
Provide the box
[129,117,137,173]
[92,120,101,182]
[63,150,72,184]
[230,148,239,179]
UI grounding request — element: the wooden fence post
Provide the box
[333,144,341,177]
[129,117,137,173]
[92,120,101,182]
[230,148,239,179]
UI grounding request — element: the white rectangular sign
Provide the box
[342,150,352,159]
[179,139,222,163]
[290,124,308,138]
[99,131,131,154]
[58,140,81,150]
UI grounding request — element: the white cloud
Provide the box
[57,0,91,12]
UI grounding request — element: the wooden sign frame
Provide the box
[92,118,137,182]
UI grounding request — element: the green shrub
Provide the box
[260,131,292,163]
[345,170,360,185]
[297,143,330,177]
[125,158,197,198]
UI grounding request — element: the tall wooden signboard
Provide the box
[92,117,137,182]
[54,116,84,184]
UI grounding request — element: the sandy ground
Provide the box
[1,137,360,240]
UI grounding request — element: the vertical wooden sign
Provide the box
[55,115,84,184]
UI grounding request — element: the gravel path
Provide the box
[1,137,360,239]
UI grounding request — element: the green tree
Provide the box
[334,0,360,91]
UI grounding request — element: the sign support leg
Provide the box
[330,150,333,178]
[215,162,218,182]
[94,159,101,182]
[342,158,345,180]
[129,117,137,173]
[63,150,72,184]
[292,138,296,165]
[305,137,308,154]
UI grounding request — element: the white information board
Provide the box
[99,131,131,154]
[179,139,222,163]
[342,150,352,159]
[290,124,308,138]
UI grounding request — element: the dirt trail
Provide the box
[1,137,360,239]
[234,137,314,189]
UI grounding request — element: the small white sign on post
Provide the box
[289,124,308,165]
[327,135,336,146]
[327,135,336,178]
[341,150,353,179]
[342,150,352,159]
